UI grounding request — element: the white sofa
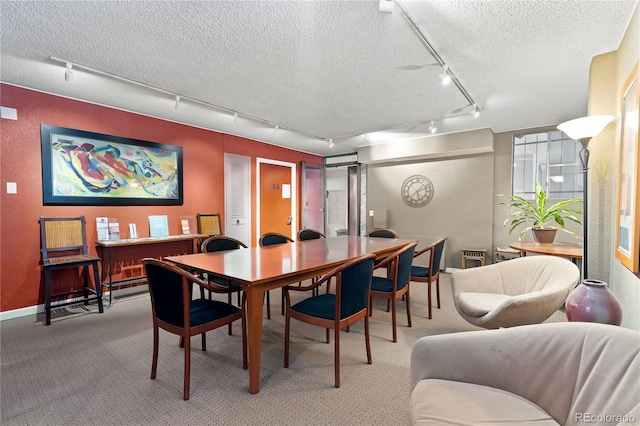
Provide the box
[410,322,640,425]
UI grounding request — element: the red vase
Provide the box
[565,279,622,326]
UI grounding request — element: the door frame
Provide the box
[256,157,297,242]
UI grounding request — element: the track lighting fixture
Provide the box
[174,95,180,110]
[429,120,436,134]
[233,112,238,123]
[275,125,279,135]
[439,65,451,86]
[378,0,394,13]
[64,63,73,82]
[328,139,334,148]
[472,104,480,118]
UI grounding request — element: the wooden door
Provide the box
[259,162,293,239]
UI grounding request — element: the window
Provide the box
[512,130,582,200]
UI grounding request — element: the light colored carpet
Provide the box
[0,273,567,426]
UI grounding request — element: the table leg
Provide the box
[245,286,265,394]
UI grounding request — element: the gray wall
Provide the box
[362,129,495,269]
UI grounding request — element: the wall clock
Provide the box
[401,175,434,207]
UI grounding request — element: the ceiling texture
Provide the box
[1,0,637,156]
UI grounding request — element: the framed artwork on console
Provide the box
[41,124,183,206]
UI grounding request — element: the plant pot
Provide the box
[565,279,622,326]
[532,228,557,244]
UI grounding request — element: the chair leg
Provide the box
[405,290,412,328]
[281,288,285,316]
[44,269,52,326]
[228,292,233,335]
[364,315,372,365]
[427,282,433,319]
[82,266,90,305]
[284,310,291,368]
[436,277,441,309]
[265,291,271,319]
[183,333,191,400]
[92,263,104,314]
[386,300,391,312]
[391,296,397,343]
[334,326,340,388]
[201,332,206,351]
[241,309,248,370]
[151,325,159,380]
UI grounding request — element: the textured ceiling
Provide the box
[1,0,637,156]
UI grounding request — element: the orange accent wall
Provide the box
[0,84,322,313]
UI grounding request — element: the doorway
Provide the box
[256,158,297,242]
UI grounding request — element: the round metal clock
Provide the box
[401,175,434,207]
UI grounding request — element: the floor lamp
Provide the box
[557,115,614,279]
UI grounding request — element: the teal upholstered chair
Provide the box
[201,235,248,334]
[284,253,376,388]
[259,232,295,318]
[297,228,326,240]
[370,242,417,342]
[366,228,398,238]
[142,258,247,400]
[410,237,447,319]
[201,235,247,306]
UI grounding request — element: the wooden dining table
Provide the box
[164,235,417,394]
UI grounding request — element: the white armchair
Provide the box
[451,255,579,329]
[410,322,640,425]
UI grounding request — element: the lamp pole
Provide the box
[578,144,590,279]
[557,115,613,280]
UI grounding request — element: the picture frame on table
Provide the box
[615,62,640,273]
[41,124,183,206]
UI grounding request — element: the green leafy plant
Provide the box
[497,182,583,241]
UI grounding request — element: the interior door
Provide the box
[257,159,296,241]
[301,162,325,233]
[224,153,251,246]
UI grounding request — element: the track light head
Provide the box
[275,125,279,135]
[233,112,238,123]
[328,139,334,148]
[378,0,394,13]
[439,65,451,86]
[472,104,480,118]
[64,63,73,82]
[174,95,180,110]
[429,120,436,134]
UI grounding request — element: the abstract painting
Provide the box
[41,125,183,205]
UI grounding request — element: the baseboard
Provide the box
[0,284,148,322]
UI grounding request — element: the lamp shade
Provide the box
[557,115,614,143]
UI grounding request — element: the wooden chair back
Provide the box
[196,213,222,237]
[39,216,90,261]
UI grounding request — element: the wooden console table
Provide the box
[96,234,204,305]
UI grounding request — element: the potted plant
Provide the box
[497,182,583,243]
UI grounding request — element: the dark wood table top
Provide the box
[509,241,583,259]
[165,235,418,287]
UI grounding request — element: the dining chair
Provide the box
[297,229,326,296]
[297,228,326,240]
[142,258,247,400]
[196,213,222,250]
[284,253,376,388]
[38,216,104,326]
[366,228,399,238]
[201,235,247,333]
[410,237,447,319]
[369,242,417,342]
[259,232,294,318]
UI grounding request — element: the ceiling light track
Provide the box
[50,56,324,143]
[394,1,478,110]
